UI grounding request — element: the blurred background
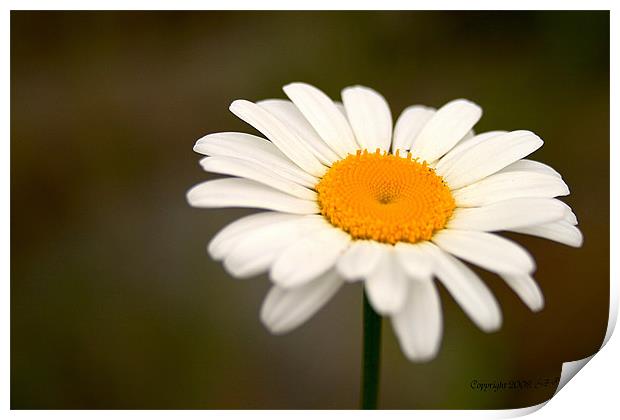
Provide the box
[11,11,609,409]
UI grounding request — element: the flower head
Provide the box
[188,83,582,362]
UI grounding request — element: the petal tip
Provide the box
[449,98,483,114]
[572,229,585,248]
[480,320,502,333]
[186,185,201,206]
[403,349,440,363]
[229,99,251,114]
[259,306,288,335]
[282,81,311,93]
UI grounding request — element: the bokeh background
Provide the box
[11,11,609,409]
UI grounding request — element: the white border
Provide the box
[3,2,616,418]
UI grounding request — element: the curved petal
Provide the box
[342,85,392,152]
[365,248,409,315]
[187,178,319,214]
[336,240,385,282]
[432,229,535,275]
[271,223,351,287]
[560,202,579,225]
[200,156,317,200]
[334,101,346,116]
[457,129,476,144]
[497,158,562,179]
[392,279,443,362]
[194,132,318,187]
[391,106,435,154]
[434,131,507,176]
[410,99,482,163]
[222,216,326,278]
[499,273,544,312]
[283,82,358,157]
[426,244,502,332]
[447,198,567,231]
[393,242,434,281]
[229,100,326,176]
[452,171,569,207]
[258,99,340,165]
[441,130,544,189]
[260,268,344,334]
[208,212,304,260]
[510,220,583,247]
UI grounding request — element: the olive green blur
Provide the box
[11,11,609,409]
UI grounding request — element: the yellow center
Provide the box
[316,150,456,245]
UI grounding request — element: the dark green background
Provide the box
[11,11,609,409]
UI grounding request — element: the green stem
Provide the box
[360,289,382,410]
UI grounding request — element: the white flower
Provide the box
[187,83,582,362]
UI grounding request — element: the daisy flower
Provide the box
[187,82,582,365]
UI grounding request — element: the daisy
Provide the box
[187,82,582,376]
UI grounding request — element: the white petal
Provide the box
[342,85,392,153]
[229,100,326,176]
[499,273,545,312]
[393,242,434,280]
[200,156,317,201]
[391,106,435,154]
[283,82,358,157]
[432,229,535,275]
[271,223,351,287]
[223,216,326,278]
[336,240,385,282]
[334,101,347,117]
[187,178,319,214]
[510,220,583,247]
[497,158,562,179]
[365,248,409,315]
[441,130,544,190]
[208,212,303,260]
[434,131,507,176]
[426,244,502,332]
[194,132,318,187]
[560,203,579,225]
[260,268,343,334]
[392,279,443,362]
[458,129,476,143]
[567,213,578,225]
[448,197,566,231]
[452,171,569,207]
[410,99,482,163]
[257,99,340,165]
